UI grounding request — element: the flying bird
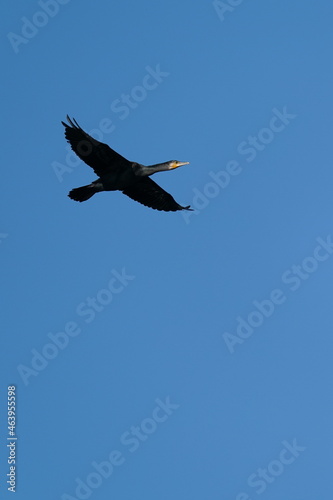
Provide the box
[62,116,192,212]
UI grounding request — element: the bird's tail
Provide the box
[68,184,97,202]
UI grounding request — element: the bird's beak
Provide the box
[172,161,190,169]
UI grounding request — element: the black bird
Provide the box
[62,116,192,212]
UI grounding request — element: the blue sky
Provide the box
[2,1,333,499]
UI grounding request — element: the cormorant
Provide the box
[62,116,192,212]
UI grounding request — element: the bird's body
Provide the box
[62,116,192,212]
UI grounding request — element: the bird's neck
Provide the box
[136,162,169,177]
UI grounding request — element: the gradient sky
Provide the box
[2,1,333,499]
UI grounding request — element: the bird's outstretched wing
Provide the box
[62,116,131,177]
[123,178,192,212]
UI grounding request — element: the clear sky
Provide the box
[2,1,333,499]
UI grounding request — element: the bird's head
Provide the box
[143,160,190,176]
[167,161,190,170]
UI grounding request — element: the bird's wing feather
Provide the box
[123,178,192,212]
[62,116,131,177]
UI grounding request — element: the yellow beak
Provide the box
[171,161,190,169]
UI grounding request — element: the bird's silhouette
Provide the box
[62,116,192,212]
